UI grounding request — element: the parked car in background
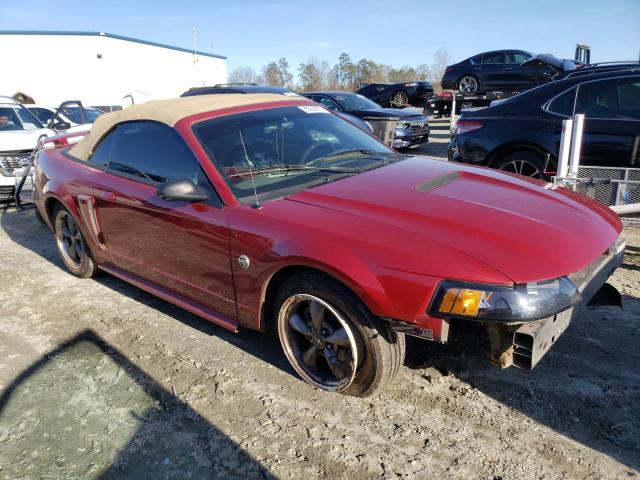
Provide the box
[448,70,640,178]
[303,91,429,148]
[35,93,624,396]
[0,97,55,202]
[182,84,374,133]
[355,81,433,107]
[441,50,578,95]
[27,104,104,133]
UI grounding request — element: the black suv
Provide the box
[448,70,640,178]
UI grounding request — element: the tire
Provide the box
[391,90,409,108]
[275,273,405,397]
[458,75,479,94]
[52,205,97,278]
[495,150,546,180]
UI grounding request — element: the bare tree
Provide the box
[430,48,453,91]
[228,66,260,84]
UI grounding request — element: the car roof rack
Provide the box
[214,83,258,87]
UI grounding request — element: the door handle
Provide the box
[503,67,513,70]
[98,190,116,201]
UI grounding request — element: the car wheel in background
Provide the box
[458,75,479,94]
[53,205,97,278]
[276,273,405,397]
[391,90,409,107]
[495,151,546,180]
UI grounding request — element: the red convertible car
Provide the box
[35,94,625,397]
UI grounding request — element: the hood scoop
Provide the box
[415,172,459,192]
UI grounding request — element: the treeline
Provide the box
[228,49,453,92]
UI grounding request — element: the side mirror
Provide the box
[157,177,209,202]
[53,120,71,130]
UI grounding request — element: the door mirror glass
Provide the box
[54,120,71,130]
[157,177,209,202]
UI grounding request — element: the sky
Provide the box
[1,0,639,79]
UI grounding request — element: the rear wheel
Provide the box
[391,90,409,107]
[458,75,479,94]
[275,273,405,397]
[53,205,97,278]
[495,151,546,180]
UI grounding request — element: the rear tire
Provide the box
[53,205,97,278]
[275,273,405,397]
[495,150,546,180]
[458,75,479,94]
[391,90,409,108]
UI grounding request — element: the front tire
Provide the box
[53,205,97,278]
[275,273,405,397]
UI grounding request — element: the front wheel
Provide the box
[275,273,405,397]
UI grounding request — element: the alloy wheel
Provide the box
[55,210,84,268]
[278,293,360,392]
[392,91,409,107]
[458,76,478,94]
[499,159,543,179]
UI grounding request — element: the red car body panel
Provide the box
[35,98,623,343]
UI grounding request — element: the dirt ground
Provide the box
[0,187,639,477]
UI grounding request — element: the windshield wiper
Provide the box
[321,149,387,161]
[228,164,362,178]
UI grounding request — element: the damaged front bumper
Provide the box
[388,236,626,370]
[489,236,625,370]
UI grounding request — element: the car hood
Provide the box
[523,54,578,72]
[286,157,621,284]
[352,108,425,120]
[0,129,55,151]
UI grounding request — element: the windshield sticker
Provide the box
[298,106,329,114]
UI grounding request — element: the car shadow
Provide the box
[2,207,639,471]
[0,329,278,479]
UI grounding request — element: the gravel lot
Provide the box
[0,147,639,478]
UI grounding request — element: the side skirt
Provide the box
[100,264,239,333]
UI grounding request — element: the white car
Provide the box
[0,98,55,202]
[27,104,103,134]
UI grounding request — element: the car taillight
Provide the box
[452,120,483,135]
[445,66,455,73]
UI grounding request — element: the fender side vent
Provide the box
[415,172,459,192]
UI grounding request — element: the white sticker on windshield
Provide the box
[298,105,329,114]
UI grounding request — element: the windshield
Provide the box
[194,105,398,203]
[333,93,381,112]
[0,104,44,131]
[60,106,103,124]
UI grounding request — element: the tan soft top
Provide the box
[69,93,301,161]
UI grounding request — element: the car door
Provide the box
[90,121,237,319]
[575,76,640,167]
[504,51,538,90]
[478,51,507,92]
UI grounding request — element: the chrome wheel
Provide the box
[458,75,478,94]
[392,91,409,107]
[278,294,360,392]
[499,159,543,179]
[55,210,84,269]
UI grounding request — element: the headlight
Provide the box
[404,82,419,87]
[430,277,580,322]
[396,122,409,130]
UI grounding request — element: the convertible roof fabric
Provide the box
[69,93,301,161]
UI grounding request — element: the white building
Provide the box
[0,31,227,108]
